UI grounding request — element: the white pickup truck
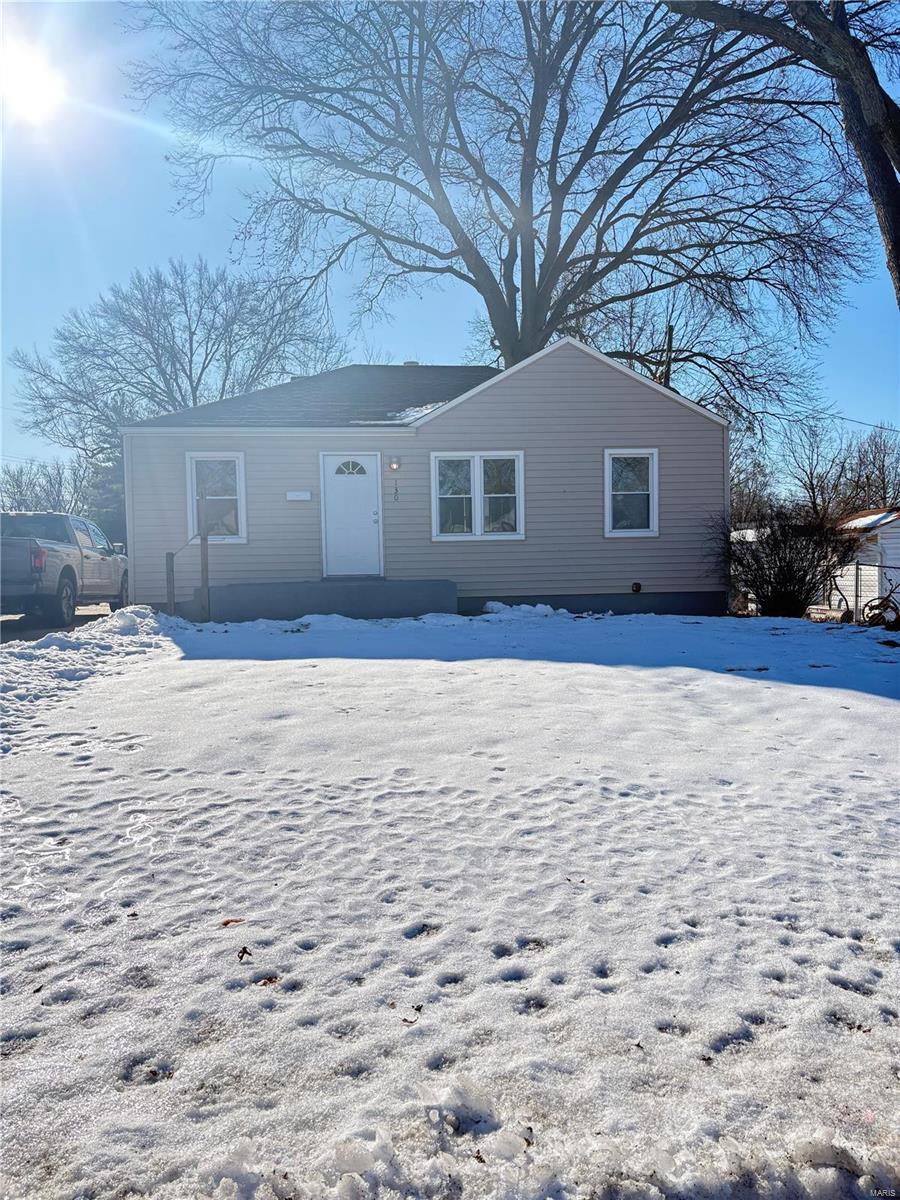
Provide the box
[0,512,128,627]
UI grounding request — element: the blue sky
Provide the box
[2,0,897,465]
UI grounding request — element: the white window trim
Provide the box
[604,448,659,538]
[430,452,525,541]
[185,451,248,543]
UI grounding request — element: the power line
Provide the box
[828,412,899,432]
[751,409,897,433]
[0,455,60,466]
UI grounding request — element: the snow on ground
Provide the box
[1,606,898,1200]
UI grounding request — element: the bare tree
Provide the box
[843,424,900,510]
[782,420,851,521]
[667,1,900,305]
[781,419,900,517]
[0,458,90,513]
[729,426,775,527]
[11,257,343,460]
[567,282,823,418]
[131,2,863,422]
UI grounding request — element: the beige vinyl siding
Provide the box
[125,341,728,604]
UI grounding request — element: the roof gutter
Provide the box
[119,425,419,436]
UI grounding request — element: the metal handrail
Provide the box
[164,496,215,618]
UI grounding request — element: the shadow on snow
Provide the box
[161,612,899,702]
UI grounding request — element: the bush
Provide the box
[722,505,860,618]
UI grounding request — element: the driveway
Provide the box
[0,604,112,644]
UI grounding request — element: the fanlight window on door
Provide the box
[335,460,367,475]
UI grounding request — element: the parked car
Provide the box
[0,512,128,627]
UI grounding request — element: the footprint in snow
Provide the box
[640,959,667,974]
[425,1051,455,1071]
[825,1009,871,1033]
[708,1025,754,1054]
[120,1053,174,1086]
[403,921,440,940]
[336,1058,372,1079]
[828,973,876,996]
[0,1027,43,1056]
[656,1020,690,1037]
[516,936,548,952]
[41,986,79,1006]
[327,1021,358,1040]
[437,972,465,988]
[515,994,548,1015]
[121,965,157,990]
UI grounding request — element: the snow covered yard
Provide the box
[1,606,898,1200]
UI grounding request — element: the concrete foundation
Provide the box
[177,578,458,622]
[457,591,729,617]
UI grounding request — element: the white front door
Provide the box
[321,453,383,576]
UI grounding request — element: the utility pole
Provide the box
[662,323,674,389]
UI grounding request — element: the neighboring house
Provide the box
[827,508,900,613]
[121,338,730,620]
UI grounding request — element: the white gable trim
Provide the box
[410,336,729,429]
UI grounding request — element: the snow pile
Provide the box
[1,609,898,1198]
[0,607,175,753]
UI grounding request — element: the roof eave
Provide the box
[120,424,419,436]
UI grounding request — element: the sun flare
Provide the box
[1,38,66,126]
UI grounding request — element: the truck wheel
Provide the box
[47,575,77,627]
[109,572,129,612]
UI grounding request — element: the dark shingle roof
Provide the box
[127,364,501,430]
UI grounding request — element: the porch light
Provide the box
[388,456,401,471]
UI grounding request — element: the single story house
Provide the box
[121,337,730,620]
[826,507,900,615]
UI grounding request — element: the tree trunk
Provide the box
[790,1,900,175]
[668,0,900,307]
[835,79,900,308]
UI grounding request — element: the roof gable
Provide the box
[410,337,729,428]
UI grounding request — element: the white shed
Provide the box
[826,508,900,614]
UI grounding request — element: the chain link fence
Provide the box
[825,559,900,622]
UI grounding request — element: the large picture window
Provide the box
[431,453,524,540]
[604,449,658,536]
[186,452,247,542]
